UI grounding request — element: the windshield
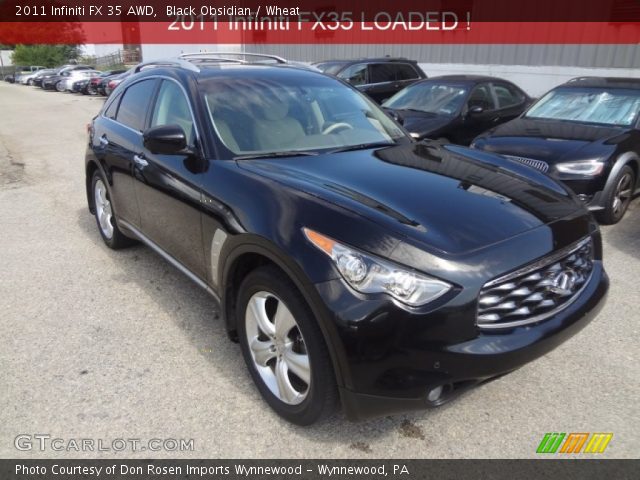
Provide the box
[313,62,344,75]
[383,82,469,116]
[202,73,407,156]
[525,87,640,127]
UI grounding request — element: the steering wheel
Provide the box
[322,122,354,135]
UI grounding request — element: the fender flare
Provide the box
[603,152,639,198]
[219,236,349,389]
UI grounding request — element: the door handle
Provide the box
[133,154,148,167]
[99,136,109,146]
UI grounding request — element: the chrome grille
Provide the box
[503,155,549,173]
[477,238,593,329]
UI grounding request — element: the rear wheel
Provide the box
[596,165,635,225]
[55,81,65,92]
[237,266,337,425]
[91,170,135,249]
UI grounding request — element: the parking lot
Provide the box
[0,81,638,459]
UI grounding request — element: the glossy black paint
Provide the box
[473,78,640,211]
[383,76,531,145]
[85,65,608,420]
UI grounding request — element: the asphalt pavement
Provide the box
[0,81,638,458]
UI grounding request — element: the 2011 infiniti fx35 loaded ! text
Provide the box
[85,53,608,425]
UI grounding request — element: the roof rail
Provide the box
[178,52,288,64]
[134,59,200,73]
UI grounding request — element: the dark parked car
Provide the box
[104,68,134,96]
[88,69,126,95]
[313,57,426,103]
[31,69,57,87]
[85,53,608,425]
[472,77,640,224]
[383,75,531,145]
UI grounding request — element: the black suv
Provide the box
[86,53,608,425]
[313,57,426,103]
[472,77,640,224]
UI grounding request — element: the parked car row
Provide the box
[7,63,131,96]
[316,57,638,224]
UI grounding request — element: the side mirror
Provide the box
[143,125,188,155]
[468,105,484,115]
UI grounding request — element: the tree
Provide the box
[11,45,80,67]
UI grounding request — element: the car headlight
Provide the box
[303,228,452,307]
[556,159,605,176]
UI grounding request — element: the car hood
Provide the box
[237,143,584,256]
[385,109,453,137]
[474,117,625,163]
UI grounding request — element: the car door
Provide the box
[459,83,500,145]
[491,82,530,122]
[364,63,399,103]
[133,78,207,280]
[393,63,423,92]
[95,79,159,227]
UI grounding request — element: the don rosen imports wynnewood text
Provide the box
[16,463,411,476]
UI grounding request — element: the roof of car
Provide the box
[312,57,417,65]
[563,76,640,89]
[424,74,511,84]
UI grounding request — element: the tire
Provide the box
[27,79,34,86]
[55,81,65,92]
[237,266,337,425]
[91,170,136,249]
[596,165,635,225]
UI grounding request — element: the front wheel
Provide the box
[237,266,337,425]
[91,170,135,249]
[55,81,65,92]
[596,165,635,225]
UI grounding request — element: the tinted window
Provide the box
[338,64,367,86]
[104,94,121,119]
[116,80,157,131]
[394,64,420,80]
[150,80,195,145]
[369,64,396,84]
[493,83,524,108]
[467,84,495,110]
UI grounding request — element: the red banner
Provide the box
[1,21,640,44]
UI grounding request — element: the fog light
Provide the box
[427,385,443,402]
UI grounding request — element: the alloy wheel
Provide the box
[94,179,114,239]
[244,291,311,405]
[612,171,633,218]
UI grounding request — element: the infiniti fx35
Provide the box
[85,54,608,425]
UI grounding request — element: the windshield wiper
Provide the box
[327,142,396,154]
[233,151,319,160]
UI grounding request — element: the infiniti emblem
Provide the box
[549,269,578,296]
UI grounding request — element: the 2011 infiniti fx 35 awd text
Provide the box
[85,53,608,425]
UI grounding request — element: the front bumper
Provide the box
[314,263,608,421]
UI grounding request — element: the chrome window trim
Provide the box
[100,75,201,145]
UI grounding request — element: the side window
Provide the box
[104,94,121,119]
[369,63,396,84]
[493,83,524,108]
[467,84,496,111]
[116,79,157,132]
[150,80,195,145]
[338,64,368,86]
[394,64,420,81]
